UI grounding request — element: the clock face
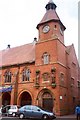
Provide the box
[43,25,50,33]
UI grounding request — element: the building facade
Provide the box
[0,0,80,115]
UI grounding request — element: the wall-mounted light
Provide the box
[60,96,62,100]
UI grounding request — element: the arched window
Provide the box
[42,52,50,64]
[22,69,31,81]
[4,70,12,83]
[60,73,64,81]
[59,72,64,85]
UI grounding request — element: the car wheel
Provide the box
[19,113,24,119]
[12,112,16,117]
[42,114,49,120]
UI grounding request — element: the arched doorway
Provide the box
[2,92,11,106]
[20,91,32,106]
[42,92,53,111]
[38,89,54,112]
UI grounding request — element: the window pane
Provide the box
[44,54,49,64]
[22,69,30,81]
[4,71,11,83]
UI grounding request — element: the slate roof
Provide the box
[39,9,59,24]
[0,43,35,67]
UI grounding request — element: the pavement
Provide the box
[56,114,76,118]
[0,114,77,120]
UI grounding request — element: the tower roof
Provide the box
[37,0,66,30]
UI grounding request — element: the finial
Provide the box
[7,44,10,49]
[49,0,53,3]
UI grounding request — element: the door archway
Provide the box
[38,89,54,112]
[42,92,53,111]
[19,91,32,106]
[2,92,11,106]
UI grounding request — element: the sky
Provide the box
[0,0,79,57]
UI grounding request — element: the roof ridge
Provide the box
[0,42,33,52]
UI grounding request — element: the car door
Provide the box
[23,106,32,118]
[2,106,6,115]
[31,106,42,119]
[2,105,10,115]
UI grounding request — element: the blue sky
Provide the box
[0,0,79,57]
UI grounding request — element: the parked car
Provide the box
[18,105,56,120]
[1,105,20,117]
[0,106,3,116]
[0,107,1,115]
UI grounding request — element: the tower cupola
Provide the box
[45,0,57,10]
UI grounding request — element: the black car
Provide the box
[18,105,56,120]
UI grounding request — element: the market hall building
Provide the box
[0,0,80,116]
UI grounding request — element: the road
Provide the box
[1,115,76,120]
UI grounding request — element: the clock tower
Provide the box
[35,0,66,67]
[35,1,68,114]
[37,0,66,43]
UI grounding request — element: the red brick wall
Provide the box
[38,21,64,43]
